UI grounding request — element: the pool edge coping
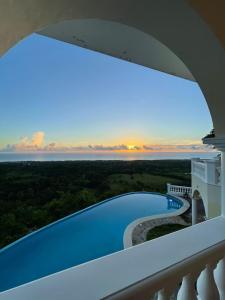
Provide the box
[123,195,190,248]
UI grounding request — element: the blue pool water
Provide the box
[0,192,182,292]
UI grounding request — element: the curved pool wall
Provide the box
[0,192,183,292]
[123,195,189,248]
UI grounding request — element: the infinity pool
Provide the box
[0,192,182,292]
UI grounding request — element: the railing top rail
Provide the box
[192,160,207,166]
[192,157,220,161]
[1,217,225,300]
[106,240,225,300]
[192,158,221,165]
[168,184,192,190]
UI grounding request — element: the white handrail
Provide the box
[106,240,225,300]
[167,183,192,196]
[192,158,221,185]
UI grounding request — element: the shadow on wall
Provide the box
[193,190,206,222]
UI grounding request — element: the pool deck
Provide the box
[131,215,189,246]
[123,196,190,248]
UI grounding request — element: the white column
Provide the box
[192,197,197,225]
[167,183,171,194]
[221,151,225,216]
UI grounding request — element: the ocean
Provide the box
[0,152,218,162]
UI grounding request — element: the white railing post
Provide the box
[167,183,171,194]
[177,274,198,300]
[158,288,171,300]
[197,264,219,300]
[214,257,225,299]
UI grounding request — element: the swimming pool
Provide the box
[0,192,182,292]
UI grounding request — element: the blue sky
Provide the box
[0,33,212,152]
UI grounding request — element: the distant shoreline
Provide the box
[0,159,192,164]
[0,151,218,163]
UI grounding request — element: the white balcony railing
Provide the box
[1,217,225,300]
[167,183,192,197]
[192,158,221,185]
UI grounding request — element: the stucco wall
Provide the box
[192,174,221,218]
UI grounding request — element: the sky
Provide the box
[0,33,213,153]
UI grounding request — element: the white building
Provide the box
[192,156,221,219]
[168,154,222,224]
[0,1,225,299]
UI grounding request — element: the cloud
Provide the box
[32,132,44,147]
[0,132,215,153]
[88,144,143,151]
[43,144,89,152]
[143,145,162,151]
[2,131,45,152]
[88,144,129,151]
[143,144,214,152]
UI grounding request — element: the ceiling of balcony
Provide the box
[39,19,195,81]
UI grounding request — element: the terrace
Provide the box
[192,157,221,186]
[0,1,225,299]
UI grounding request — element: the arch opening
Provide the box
[193,189,207,223]
[1,1,225,135]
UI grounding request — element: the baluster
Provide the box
[177,274,198,300]
[214,257,225,299]
[157,289,170,300]
[197,264,219,300]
